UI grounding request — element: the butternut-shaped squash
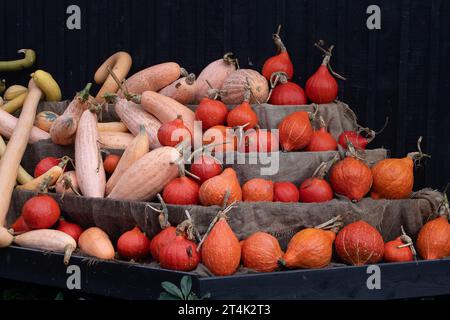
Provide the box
[108,146,180,201]
[50,83,92,146]
[106,125,150,195]
[135,91,195,135]
[75,109,106,198]
[94,51,132,102]
[0,108,50,144]
[114,98,161,149]
[120,62,181,96]
[99,131,134,150]
[97,122,129,133]
[159,72,197,104]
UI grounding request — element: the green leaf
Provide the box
[187,292,199,300]
[161,281,184,300]
[158,292,180,300]
[180,276,192,298]
[54,292,64,300]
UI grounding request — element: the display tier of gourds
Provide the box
[0,27,448,276]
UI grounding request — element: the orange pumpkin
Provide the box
[242,232,283,272]
[199,168,242,206]
[417,216,450,260]
[280,216,342,269]
[371,138,430,200]
[242,178,274,202]
[278,111,313,151]
[330,156,373,202]
[201,210,241,276]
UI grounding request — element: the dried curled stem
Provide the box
[407,136,431,166]
[314,41,346,81]
[397,225,417,260]
[147,194,171,229]
[314,215,343,233]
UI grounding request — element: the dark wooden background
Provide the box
[0,0,449,190]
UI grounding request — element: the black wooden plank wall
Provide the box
[0,0,449,190]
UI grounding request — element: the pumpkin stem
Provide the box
[308,104,319,122]
[273,24,287,54]
[407,136,431,166]
[314,41,346,81]
[59,175,81,200]
[185,73,196,86]
[77,83,92,103]
[314,215,343,232]
[177,162,200,181]
[147,194,171,229]
[312,162,329,179]
[268,71,289,90]
[103,92,118,104]
[196,189,237,252]
[398,225,417,260]
[437,186,450,220]
[180,67,189,78]
[223,52,238,67]
[344,137,365,161]
[205,80,227,101]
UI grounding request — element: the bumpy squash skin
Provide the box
[330,157,373,202]
[334,221,384,266]
[199,168,242,206]
[242,178,274,202]
[282,229,335,269]
[417,217,450,260]
[221,69,269,105]
[242,232,283,272]
[201,219,241,276]
[371,158,414,200]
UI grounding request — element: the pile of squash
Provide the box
[0,26,445,275]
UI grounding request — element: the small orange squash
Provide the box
[371,137,430,200]
[199,168,242,206]
[280,216,342,269]
[417,195,450,260]
[34,111,59,132]
[200,201,241,276]
[242,178,274,202]
[278,111,313,151]
[329,144,373,202]
[242,232,283,272]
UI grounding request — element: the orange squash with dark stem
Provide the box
[199,192,241,276]
[199,168,242,206]
[242,232,283,272]
[371,137,430,200]
[329,141,373,202]
[226,83,259,131]
[280,216,342,269]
